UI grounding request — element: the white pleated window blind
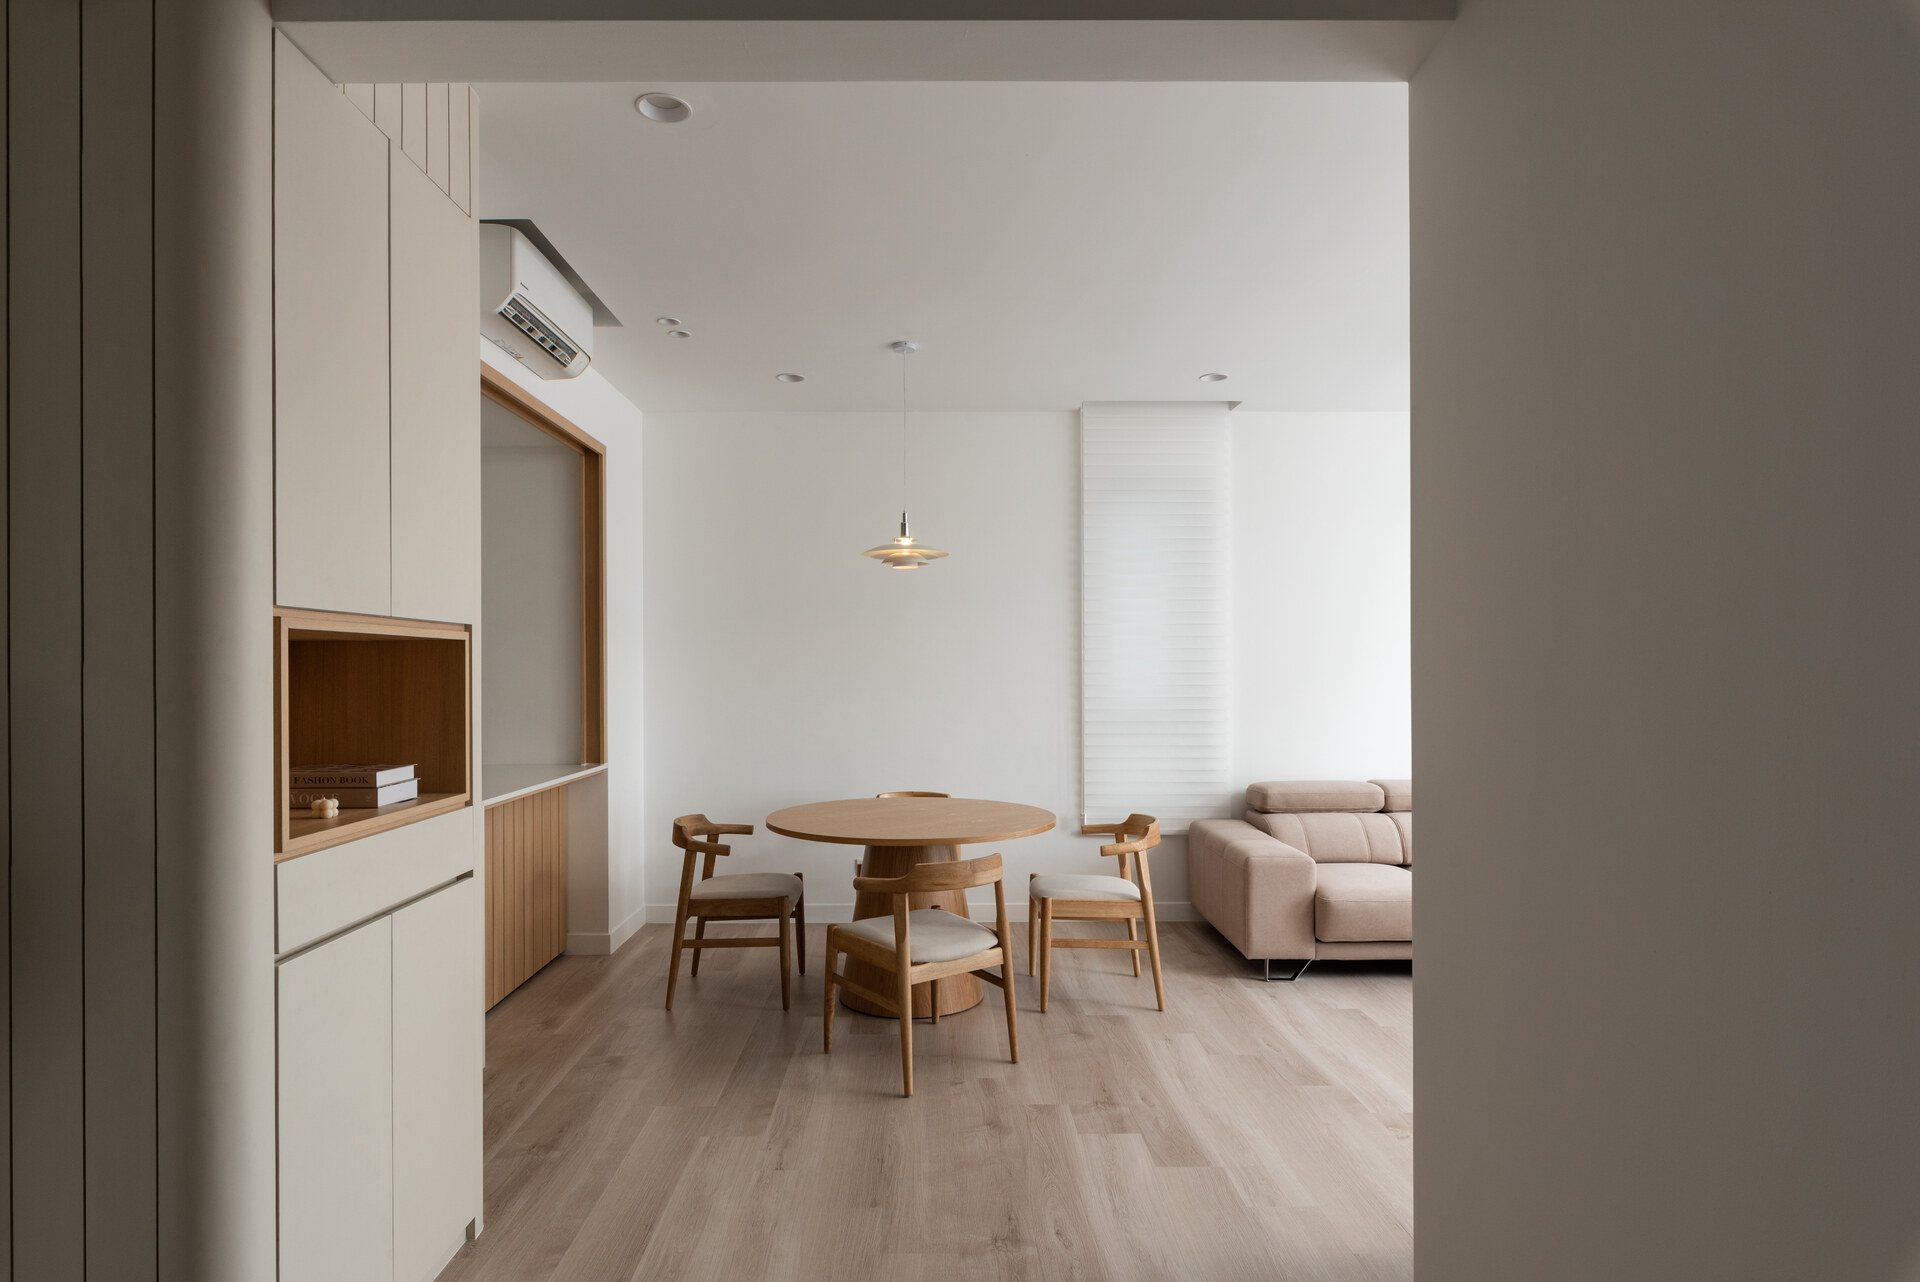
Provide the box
[1080,402,1233,833]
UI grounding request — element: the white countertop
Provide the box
[481,762,609,806]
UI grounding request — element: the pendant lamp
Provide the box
[863,340,948,570]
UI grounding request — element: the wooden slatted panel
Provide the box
[484,787,569,1009]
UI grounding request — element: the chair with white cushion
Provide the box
[1030,815,1164,1012]
[665,815,805,1011]
[823,852,1018,1097]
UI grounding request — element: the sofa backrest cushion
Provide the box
[1371,779,1412,812]
[1388,811,1411,864]
[1248,811,1408,865]
[1245,780,1384,814]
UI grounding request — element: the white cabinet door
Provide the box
[389,149,480,625]
[278,916,394,1282]
[273,31,391,615]
[393,878,483,1282]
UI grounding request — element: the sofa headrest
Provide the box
[1370,779,1412,812]
[1245,780,1384,814]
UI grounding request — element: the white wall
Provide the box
[1412,3,1920,1280]
[1234,411,1410,782]
[643,409,1411,920]
[480,349,647,950]
[480,399,582,767]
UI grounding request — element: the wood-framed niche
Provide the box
[480,362,609,766]
[274,608,473,860]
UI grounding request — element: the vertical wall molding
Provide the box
[1080,402,1233,833]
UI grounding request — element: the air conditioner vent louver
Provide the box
[479,223,592,379]
[500,293,580,368]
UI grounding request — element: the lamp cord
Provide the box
[900,350,909,519]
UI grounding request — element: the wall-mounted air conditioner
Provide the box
[480,223,592,380]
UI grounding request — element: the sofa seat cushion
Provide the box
[1030,873,1140,902]
[1314,863,1412,942]
[691,872,803,902]
[840,908,999,964]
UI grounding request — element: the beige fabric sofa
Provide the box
[1187,779,1411,980]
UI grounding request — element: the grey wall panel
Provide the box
[8,1,88,1274]
[0,6,11,1277]
[79,0,160,1275]
[152,0,278,1277]
[1411,3,1920,1279]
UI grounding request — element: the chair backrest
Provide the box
[671,814,753,882]
[875,791,950,799]
[1084,814,1159,857]
[1080,814,1161,893]
[853,851,1003,897]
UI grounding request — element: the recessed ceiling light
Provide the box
[656,316,681,327]
[776,373,805,383]
[1199,372,1229,382]
[667,330,690,338]
[635,93,692,124]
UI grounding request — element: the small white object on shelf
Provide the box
[309,797,340,819]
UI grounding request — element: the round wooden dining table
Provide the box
[766,796,1056,1018]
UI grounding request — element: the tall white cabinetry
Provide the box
[277,919,395,1282]
[271,32,486,1282]
[394,880,484,1281]
[273,35,391,617]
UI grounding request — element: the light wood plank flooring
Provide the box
[439,921,1412,1282]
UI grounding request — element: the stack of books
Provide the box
[290,763,419,810]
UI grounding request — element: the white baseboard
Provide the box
[567,903,649,956]
[644,900,1196,925]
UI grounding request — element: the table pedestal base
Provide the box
[839,843,986,1019]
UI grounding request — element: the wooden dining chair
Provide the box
[822,852,1019,1097]
[665,815,805,1011]
[875,791,950,798]
[1029,815,1165,1012]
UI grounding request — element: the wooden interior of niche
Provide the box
[274,607,473,859]
[481,363,608,765]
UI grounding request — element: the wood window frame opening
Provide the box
[480,363,609,766]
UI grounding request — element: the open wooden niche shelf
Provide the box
[275,607,472,861]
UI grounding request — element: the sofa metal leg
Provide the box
[1263,958,1311,982]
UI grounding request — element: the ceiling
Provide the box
[474,79,1409,413]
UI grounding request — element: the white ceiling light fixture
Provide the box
[635,93,692,124]
[656,316,681,327]
[776,373,805,383]
[863,340,949,571]
[1199,372,1229,382]
[667,329,690,338]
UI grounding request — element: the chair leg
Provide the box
[1039,899,1054,1013]
[931,979,940,1023]
[779,903,793,1011]
[665,915,686,1011]
[822,935,839,1054]
[1127,916,1142,977]
[690,916,709,976]
[794,879,807,975]
[1002,960,1021,1063]
[1143,910,1165,1011]
[1028,896,1037,976]
[897,959,915,1098]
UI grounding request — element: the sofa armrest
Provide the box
[1187,819,1317,961]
